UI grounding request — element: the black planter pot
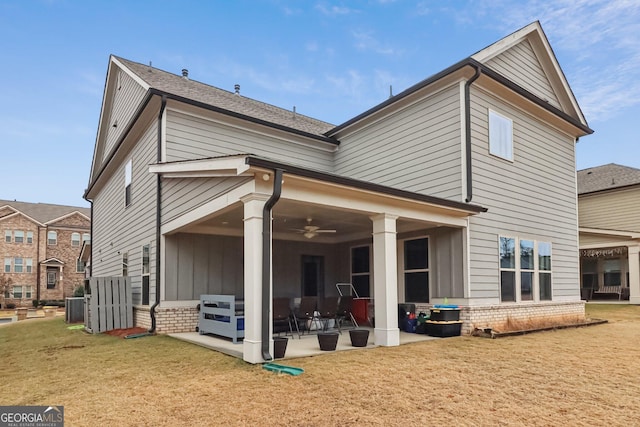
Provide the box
[429,308,460,322]
[317,332,339,351]
[273,337,288,358]
[349,329,369,347]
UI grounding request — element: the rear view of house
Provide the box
[85,21,592,363]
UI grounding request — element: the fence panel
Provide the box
[84,277,132,333]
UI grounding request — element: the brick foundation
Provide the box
[416,300,585,335]
[134,305,199,334]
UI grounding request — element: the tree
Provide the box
[0,274,14,307]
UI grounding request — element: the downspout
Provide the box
[149,95,167,333]
[465,64,481,203]
[261,168,284,361]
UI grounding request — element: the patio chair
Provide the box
[272,297,295,338]
[318,296,341,333]
[336,295,357,329]
[293,296,319,337]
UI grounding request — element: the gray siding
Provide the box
[164,233,244,300]
[579,187,640,232]
[485,40,561,109]
[92,122,158,305]
[165,110,334,170]
[161,176,252,225]
[102,70,148,163]
[467,87,579,300]
[334,84,463,201]
[163,233,349,301]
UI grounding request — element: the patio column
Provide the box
[628,245,640,304]
[242,193,270,364]
[371,213,400,346]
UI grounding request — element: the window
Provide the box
[26,231,33,244]
[82,233,91,243]
[4,258,11,273]
[125,159,132,207]
[489,110,513,161]
[122,252,128,276]
[499,236,552,302]
[4,230,11,243]
[142,244,150,305]
[47,270,57,289]
[76,258,86,273]
[25,258,32,273]
[581,259,598,290]
[538,242,552,300]
[14,258,23,273]
[403,238,429,303]
[71,232,81,247]
[25,286,32,299]
[603,259,622,286]
[350,246,370,297]
[14,230,24,243]
[13,285,22,299]
[48,231,57,245]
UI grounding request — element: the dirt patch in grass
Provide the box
[1,304,639,426]
[103,327,149,338]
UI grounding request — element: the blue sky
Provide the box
[1,0,638,207]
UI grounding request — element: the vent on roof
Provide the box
[234,84,240,95]
[182,69,189,80]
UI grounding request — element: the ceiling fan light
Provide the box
[303,231,316,239]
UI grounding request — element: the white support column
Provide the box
[371,213,400,346]
[628,245,640,304]
[241,194,270,364]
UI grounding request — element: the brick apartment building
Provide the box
[0,199,90,308]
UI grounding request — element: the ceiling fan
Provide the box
[292,218,337,239]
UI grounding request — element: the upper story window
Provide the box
[71,232,81,247]
[13,258,23,273]
[489,110,513,161]
[4,258,10,273]
[82,233,91,243]
[4,230,11,243]
[125,159,132,207]
[14,231,24,243]
[26,258,33,273]
[48,231,57,245]
[76,258,86,273]
[26,231,33,244]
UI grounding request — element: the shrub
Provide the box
[73,286,85,297]
[6,303,16,309]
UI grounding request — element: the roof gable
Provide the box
[471,21,587,127]
[577,164,640,194]
[0,200,90,224]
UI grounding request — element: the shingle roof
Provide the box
[115,56,336,137]
[577,164,640,194]
[0,199,90,224]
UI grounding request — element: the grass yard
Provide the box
[0,304,638,426]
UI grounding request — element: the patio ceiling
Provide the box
[176,199,439,243]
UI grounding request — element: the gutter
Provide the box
[464,65,481,203]
[149,95,167,333]
[261,168,284,361]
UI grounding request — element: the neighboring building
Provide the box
[85,21,593,363]
[577,164,640,303]
[0,200,91,308]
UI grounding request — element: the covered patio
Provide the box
[169,327,440,360]
[151,155,485,363]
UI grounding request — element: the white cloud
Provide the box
[352,29,398,55]
[315,3,357,16]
